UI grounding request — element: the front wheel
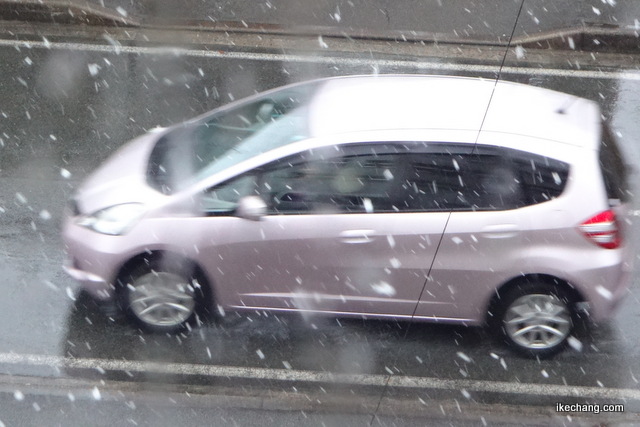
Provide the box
[119,258,206,333]
[497,282,574,358]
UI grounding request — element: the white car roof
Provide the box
[307,75,601,150]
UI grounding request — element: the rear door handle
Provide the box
[481,224,519,239]
[339,229,375,244]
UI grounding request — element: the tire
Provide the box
[118,256,208,333]
[495,281,574,359]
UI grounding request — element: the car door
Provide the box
[197,142,450,317]
[414,146,531,322]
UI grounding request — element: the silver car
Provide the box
[62,75,631,358]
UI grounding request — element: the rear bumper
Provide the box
[580,253,632,323]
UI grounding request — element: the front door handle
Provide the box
[339,229,375,244]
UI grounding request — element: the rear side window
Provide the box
[408,151,522,211]
[599,125,629,203]
[508,150,570,207]
[415,146,570,211]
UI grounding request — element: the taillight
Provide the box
[578,210,621,249]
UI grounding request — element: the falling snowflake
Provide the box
[500,358,508,370]
[387,235,396,248]
[371,281,396,297]
[363,198,373,213]
[88,64,100,76]
[92,386,101,400]
[457,352,472,363]
[568,336,583,352]
[595,285,613,300]
[333,5,341,22]
[15,192,27,204]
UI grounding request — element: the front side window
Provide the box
[201,174,259,214]
[260,145,407,214]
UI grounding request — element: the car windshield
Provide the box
[147,84,318,193]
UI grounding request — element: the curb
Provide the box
[0,0,138,26]
[0,0,639,53]
[0,373,638,424]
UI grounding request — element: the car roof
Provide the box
[306,75,600,150]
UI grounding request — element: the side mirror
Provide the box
[235,196,267,221]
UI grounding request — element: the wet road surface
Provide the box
[1,28,640,425]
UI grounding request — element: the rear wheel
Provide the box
[119,257,207,333]
[497,282,574,358]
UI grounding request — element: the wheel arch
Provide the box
[485,273,587,326]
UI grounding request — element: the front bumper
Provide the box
[62,255,115,301]
[61,213,139,302]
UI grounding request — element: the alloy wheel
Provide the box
[128,272,196,328]
[503,293,571,350]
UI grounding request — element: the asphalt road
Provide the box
[1,27,640,425]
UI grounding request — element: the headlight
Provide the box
[77,203,146,235]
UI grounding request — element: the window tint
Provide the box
[201,174,259,214]
[260,146,408,214]
[408,151,522,211]
[406,146,568,211]
[202,143,570,216]
[509,150,570,206]
[599,124,629,203]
